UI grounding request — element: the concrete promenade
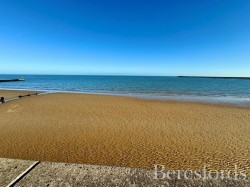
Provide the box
[0,158,250,186]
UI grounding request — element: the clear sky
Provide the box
[0,0,250,76]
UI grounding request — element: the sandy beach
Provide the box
[0,91,249,174]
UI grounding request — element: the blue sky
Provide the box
[0,0,250,76]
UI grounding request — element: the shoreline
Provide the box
[0,90,249,174]
[1,88,250,108]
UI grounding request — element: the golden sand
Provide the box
[0,92,249,174]
[0,90,38,100]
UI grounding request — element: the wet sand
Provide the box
[0,92,249,174]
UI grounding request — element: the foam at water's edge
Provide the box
[1,88,250,108]
[133,95,250,108]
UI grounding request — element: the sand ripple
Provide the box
[0,93,249,175]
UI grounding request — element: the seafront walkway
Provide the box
[0,158,249,186]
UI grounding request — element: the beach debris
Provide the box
[0,97,5,103]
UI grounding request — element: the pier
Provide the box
[0,78,25,82]
[178,76,250,80]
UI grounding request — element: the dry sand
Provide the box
[0,90,38,100]
[0,92,249,174]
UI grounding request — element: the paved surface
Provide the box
[0,158,249,187]
[0,158,36,187]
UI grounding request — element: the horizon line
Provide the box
[0,73,250,78]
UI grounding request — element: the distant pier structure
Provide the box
[177,76,250,80]
[0,78,25,82]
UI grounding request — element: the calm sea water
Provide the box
[1,75,250,107]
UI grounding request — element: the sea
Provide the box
[1,75,250,107]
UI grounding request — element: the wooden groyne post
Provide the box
[0,97,5,103]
